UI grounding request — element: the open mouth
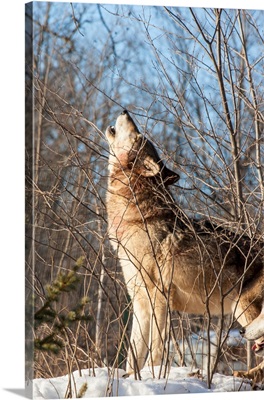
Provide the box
[109,126,116,136]
[252,339,264,354]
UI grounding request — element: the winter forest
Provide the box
[25,1,264,397]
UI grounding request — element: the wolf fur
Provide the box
[105,110,264,379]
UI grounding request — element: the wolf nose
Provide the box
[240,327,246,336]
[121,109,128,115]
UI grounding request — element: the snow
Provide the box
[33,365,263,399]
[33,329,263,399]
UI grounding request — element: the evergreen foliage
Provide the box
[34,257,91,354]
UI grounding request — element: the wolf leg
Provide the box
[126,294,150,377]
[145,292,168,372]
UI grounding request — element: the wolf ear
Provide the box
[135,157,180,185]
[138,156,161,177]
[162,166,180,186]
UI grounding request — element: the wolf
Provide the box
[105,109,264,379]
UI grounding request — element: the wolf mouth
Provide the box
[109,126,115,135]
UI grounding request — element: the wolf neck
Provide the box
[108,169,174,215]
[106,168,174,240]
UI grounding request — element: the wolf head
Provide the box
[106,110,179,185]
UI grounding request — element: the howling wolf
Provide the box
[105,109,264,379]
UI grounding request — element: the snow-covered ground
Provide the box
[33,365,263,399]
[33,329,264,399]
